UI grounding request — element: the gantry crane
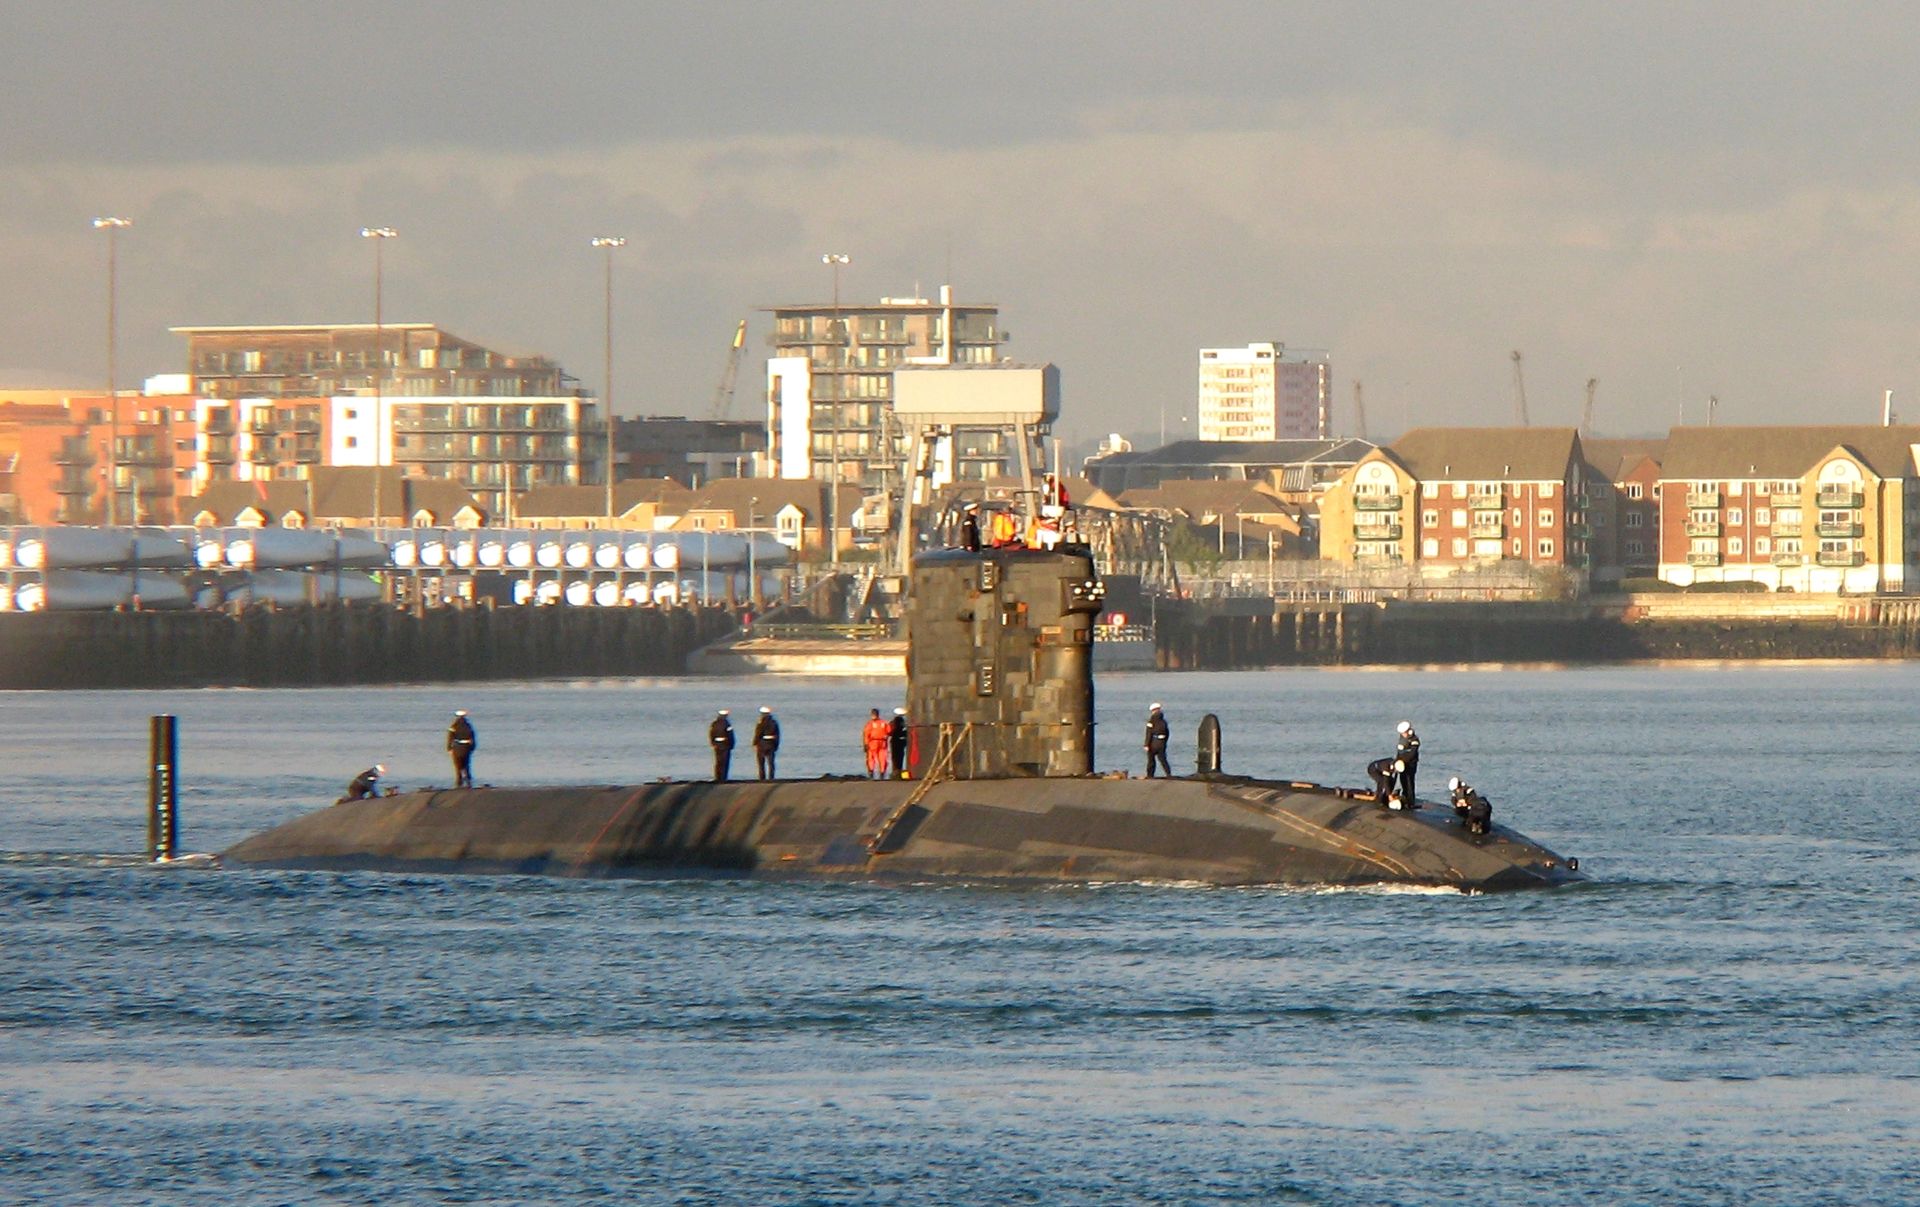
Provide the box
[1352,380,1369,440]
[1581,377,1598,434]
[1510,350,1531,426]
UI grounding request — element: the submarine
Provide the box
[224,547,1582,891]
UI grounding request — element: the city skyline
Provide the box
[9,3,1920,441]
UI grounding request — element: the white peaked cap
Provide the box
[718,709,730,716]
[760,706,772,713]
[1448,776,1461,790]
[454,709,467,716]
[1149,702,1163,711]
[1397,721,1412,733]
[374,764,386,774]
[894,707,907,715]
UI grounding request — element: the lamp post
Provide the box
[93,217,131,525]
[821,252,849,568]
[360,226,397,527]
[748,495,759,607]
[590,236,626,526]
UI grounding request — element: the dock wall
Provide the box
[1155,598,1920,669]
[0,604,736,689]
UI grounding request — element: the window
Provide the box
[1626,512,1644,528]
[1422,482,1439,498]
[1728,508,1743,526]
[1422,510,1439,526]
[1626,482,1644,500]
[1512,538,1522,556]
[1542,483,1556,498]
[1626,540,1645,557]
[1512,508,1524,525]
[1451,483,1466,498]
[1756,537,1771,555]
[1537,538,1554,557]
[1450,538,1467,557]
[1756,508,1770,525]
[1538,510,1555,527]
[1728,481,1744,496]
[1451,510,1467,527]
[1421,538,1439,557]
[1729,537,1743,556]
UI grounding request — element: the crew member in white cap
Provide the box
[1143,703,1172,778]
[446,709,477,788]
[1393,721,1420,805]
[709,710,736,782]
[752,706,781,781]
[888,707,911,778]
[346,764,385,801]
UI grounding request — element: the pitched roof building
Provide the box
[182,467,486,528]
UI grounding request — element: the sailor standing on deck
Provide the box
[709,710,736,782]
[863,708,892,779]
[959,502,982,552]
[1393,721,1421,805]
[446,710,477,788]
[888,707,910,778]
[346,764,384,801]
[753,706,781,780]
[1143,703,1172,778]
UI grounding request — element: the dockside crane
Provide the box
[1581,377,1598,434]
[1510,350,1531,426]
[1352,380,1369,440]
[709,319,748,419]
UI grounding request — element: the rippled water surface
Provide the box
[3,665,1917,1205]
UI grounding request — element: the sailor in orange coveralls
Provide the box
[862,708,892,779]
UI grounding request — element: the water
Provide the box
[3,665,1918,1205]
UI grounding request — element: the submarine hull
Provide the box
[222,776,1580,891]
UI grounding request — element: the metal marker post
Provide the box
[148,714,178,862]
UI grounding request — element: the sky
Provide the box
[9,0,1920,444]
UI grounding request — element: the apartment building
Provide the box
[1580,438,1666,581]
[1196,343,1332,441]
[0,391,200,525]
[1320,428,1598,573]
[1656,425,1920,592]
[763,286,1018,488]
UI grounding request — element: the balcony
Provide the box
[1566,520,1591,538]
[1770,552,1805,566]
[1817,489,1863,509]
[1686,551,1722,566]
[1771,521,1801,537]
[1353,522,1403,541]
[1469,519,1504,538]
[1817,549,1865,567]
[1815,520,1863,538]
[1685,520,1721,537]
[1354,493,1402,511]
[53,448,96,467]
[1469,493,1503,510]
[1770,491,1801,509]
[1686,490,1721,508]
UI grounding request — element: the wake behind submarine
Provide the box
[224,547,1582,891]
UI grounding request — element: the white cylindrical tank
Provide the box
[563,536,593,569]
[535,536,563,568]
[16,569,187,610]
[563,579,592,606]
[651,579,681,605]
[448,532,477,568]
[592,536,623,569]
[534,579,562,605]
[621,580,651,605]
[226,528,339,569]
[477,532,506,568]
[593,579,621,606]
[623,536,653,569]
[506,532,536,569]
[511,578,534,605]
[652,540,682,570]
[16,527,136,569]
[195,532,227,568]
[418,530,449,567]
[390,534,419,568]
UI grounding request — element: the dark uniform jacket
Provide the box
[1144,712,1170,749]
[752,715,780,751]
[709,717,736,750]
[1396,731,1420,770]
[447,717,477,753]
[347,767,380,799]
[888,714,908,745]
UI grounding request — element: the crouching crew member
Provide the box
[1144,703,1172,778]
[709,710,735,782]
[346,764,385,801]
[1448,776,1494,835]
[447,709,477,788]
[753,706,780,780]
[1367,756,1397,801]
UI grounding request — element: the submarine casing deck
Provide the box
[222,776,1580,891]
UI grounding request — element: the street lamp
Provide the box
[821,252,849,568]
[590,236,626,526]
[748,495,759,607]
[360,226,398,526]
[93,217,132,525]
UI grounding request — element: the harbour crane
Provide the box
[1351,380,1369,440]
[1581,377,1598,434]
[1510,350,1531,426]
[709,319,748,418]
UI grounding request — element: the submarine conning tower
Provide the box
[905,546,1104,779]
